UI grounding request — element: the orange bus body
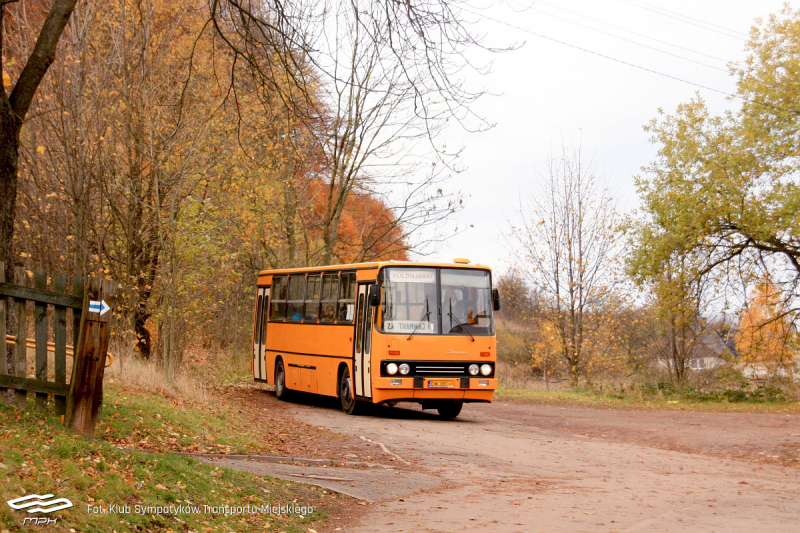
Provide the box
[251,261,498,416]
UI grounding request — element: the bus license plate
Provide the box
[427,380,455,388]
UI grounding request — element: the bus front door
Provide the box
[253,286,269,381]
[354,284,374,399]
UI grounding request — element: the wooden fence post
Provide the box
[0,262,6,404]
[34,270,48,412]
[65,277,116,437]
[54,273,68,415]
[15,266,27,410]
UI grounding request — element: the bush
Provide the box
[638,381,791,403]
[721,388,749,402]
[749,385,788,402]
[638,381,677,397]
[657,381,676,394]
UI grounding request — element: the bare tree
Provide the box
[509,143,621,387]
[205,0,499,127]
[309,0,467,264]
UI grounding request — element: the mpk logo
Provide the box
[7,493,74,514]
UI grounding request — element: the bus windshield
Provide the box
[440,269,494,336]
[379,267,494,336]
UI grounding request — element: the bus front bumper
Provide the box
[371,377,498,403]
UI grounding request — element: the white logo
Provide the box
[7,494,74,514]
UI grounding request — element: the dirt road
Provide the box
[270,395,800,533]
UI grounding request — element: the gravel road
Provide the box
[272,396,800,533]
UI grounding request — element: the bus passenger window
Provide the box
[320,273,338,323]
[270,276,287,321]
[305,275,321,321]
[287,276,306,322]
[337,272,357,323]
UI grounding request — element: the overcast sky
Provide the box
[417,0,794,274]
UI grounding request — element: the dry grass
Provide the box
[105,354,209,404]
[496,360,570,392]
[9,337,206,404]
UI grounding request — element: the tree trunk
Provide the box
[0,98,22,386]
[0,105,21,298]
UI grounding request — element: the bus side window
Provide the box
[270,276,287,321]
[305,275,321,321]
[337,272,357,323]
[321,273,338,323]
[287,276,306,322]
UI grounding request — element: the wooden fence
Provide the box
[0,262,116,436]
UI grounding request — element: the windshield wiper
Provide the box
[407,299,431,340]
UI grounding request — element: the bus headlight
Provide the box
[468,364,480,376]
[480,364,492,376]
[386,363,398,375]
[399,363,410,375]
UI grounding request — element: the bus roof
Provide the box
[257,260,493,276]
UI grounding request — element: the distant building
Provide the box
[688,331,732,371]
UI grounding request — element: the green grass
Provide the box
[496,384,800,413]
[97,385,274,455]
[0,389,341,533]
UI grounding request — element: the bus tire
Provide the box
[437,402,463,419]
[275,359,290,401]
[338,366,361,415]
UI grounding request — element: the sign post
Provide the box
[65,277,116,437]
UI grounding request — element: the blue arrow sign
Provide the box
[89,300,111,316]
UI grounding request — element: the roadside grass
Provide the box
[97,380,277,455]
[102,352,347,456]
[0,384,343,532]
[496,385,800,413]
[105,355,209,404]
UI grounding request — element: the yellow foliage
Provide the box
[735,277,796,366]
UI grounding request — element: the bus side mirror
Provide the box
[492,288,500,311]
[368,285,380,307]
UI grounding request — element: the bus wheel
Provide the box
[275,359,290,401]
[437,402,463,419]
[338,367,361,415]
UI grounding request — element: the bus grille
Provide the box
[413,363,468,376]
[380,360,494,378]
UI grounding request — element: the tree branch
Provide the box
[9,0,79,121]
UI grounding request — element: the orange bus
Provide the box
[251,260,500,418]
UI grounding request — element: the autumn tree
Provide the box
[1,0,80,384]
[509,143,621,387]
[12,0,108,279]
[4,0,503,372]
[629,6,800,323]
[736,276,797,379]
[326,188,411,262]
[639,254,707,384]
[10,0,229,366]
[495,272,540,324]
